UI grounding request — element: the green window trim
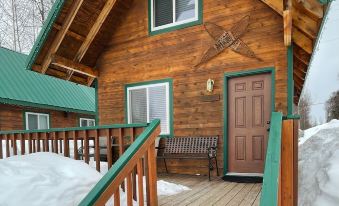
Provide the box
[223,67,276,175]
[148,0,203,36]
[124,78,174,138]
[23,111,51,130]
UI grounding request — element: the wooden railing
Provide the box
[260,113,299,206]
[0,122,149,173]
[79,119,161,206]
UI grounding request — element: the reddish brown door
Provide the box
[228,73,272,174]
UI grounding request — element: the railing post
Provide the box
[280,119,298,206]
[147,141,158,206]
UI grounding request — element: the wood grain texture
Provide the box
[0,104,94,131]
[96,0,288,175]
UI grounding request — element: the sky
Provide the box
[301,0,339,124]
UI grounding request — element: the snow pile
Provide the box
[0,152,189,206]
[299,119,339,206]
[0,152,101,206]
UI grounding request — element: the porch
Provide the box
[158,174,261,206]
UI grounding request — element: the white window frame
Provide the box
[127,82,170,135]
[25,112,50,130]
[150,0,199,32]
[80,118,96,127]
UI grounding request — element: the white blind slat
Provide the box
[154,0,173,27]
[149,85,168,134]
[130,88,147,123]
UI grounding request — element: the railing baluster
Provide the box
[53,132,58,154]
[20,134,25,155]
[130,127,137,201]
[127,172,133,206]
[36,133,41,152]
[0,134,3,159]
[144,152,150,205]
[12,134,17,156]
[114,188,120,206]
[73,131,78,160]
[43,133,49,152]
[28,133,32,154]
[6,135,10,158]
[137,158,144,206]
[106,129,113,169]
[94,130,100,172]
[84,131,89,164]
[64,131,69,157]
[59,139,63,153]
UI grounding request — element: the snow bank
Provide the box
[0,152,189,206]
[299,119,339,206]
[0,152,101,206]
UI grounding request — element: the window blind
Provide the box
[149,85,168,134]
[154,0,173,27]
[130,88,147,123]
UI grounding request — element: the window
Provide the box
[150,0,202,34]
[80,118,96,127]
[25,112,49,130]
[126,80,173,136]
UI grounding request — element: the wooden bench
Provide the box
[157,136,219,180]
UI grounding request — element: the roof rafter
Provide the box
[74,0,118,62]
[53,23,85,42]
[51,54,98,78]
[40,0,84,74]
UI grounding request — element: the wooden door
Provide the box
[228,73,272,174]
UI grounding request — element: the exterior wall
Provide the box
[97,0,288,175]
[0,104,95,131]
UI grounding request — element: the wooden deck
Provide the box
[158,174,261,206]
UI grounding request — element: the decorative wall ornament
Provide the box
[206,78,215,92]
[195,15,262,68]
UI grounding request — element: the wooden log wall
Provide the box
[0,104,94,131]
[97,0,288,175]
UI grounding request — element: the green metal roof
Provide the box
[0,47,95,114]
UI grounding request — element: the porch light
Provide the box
[207,78,214,92]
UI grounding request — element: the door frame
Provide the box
[223,67,276,175]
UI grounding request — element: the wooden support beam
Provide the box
[260,0,283,15]
[284,10,292,46]
[74,0,117,62]
[53,23,85,42]
[293,0,323,20]
[40,0,84,74]
[87,77,95,87]
[291,6,319,39]
[51,54,98,78]
[33,64,88,85]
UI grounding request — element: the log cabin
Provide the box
[0,47,96,131]
[0,0,332,205]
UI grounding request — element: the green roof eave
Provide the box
[25,0,65,70]
[0,97,96,115]
[318,0,334,5]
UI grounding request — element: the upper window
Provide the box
[126,80,173,136]
[80,118,96,127]
[150,0,202,34]
[25,112,49,130]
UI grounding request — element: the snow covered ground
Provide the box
[0,152,190,206]
[299,119,339,206]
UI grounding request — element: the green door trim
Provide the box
[223,67,276,175]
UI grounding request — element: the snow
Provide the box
[299,119,339,206]
[0,152,190,206]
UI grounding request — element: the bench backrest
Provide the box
[164,136,218,154]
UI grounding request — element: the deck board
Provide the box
[158,174,262,206]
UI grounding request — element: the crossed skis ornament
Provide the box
[195,15,262,68]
